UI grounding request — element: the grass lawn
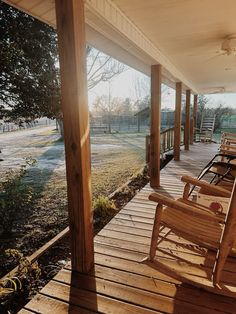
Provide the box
[91,133,146,197]
[0,129,147,258]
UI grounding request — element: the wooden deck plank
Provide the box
[20,143,236,313]
[52,269,226,314]
[24,294,95,313]
[40,280,160,314]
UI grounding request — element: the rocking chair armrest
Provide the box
[149,192,223,222]
[181,176,231,198]
[225,139,236,144]
[222,132,236,138]
[220,144,236,150]
[219,149,236,156]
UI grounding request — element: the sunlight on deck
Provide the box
[19,143,236,314]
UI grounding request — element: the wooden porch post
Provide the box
[55,0,94,273]
[150,64,162,188]
[193,94,198,141]
[174,82,182,161]
[184,89,191,150]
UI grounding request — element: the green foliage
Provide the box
[0,3,125,123]
[0,157,37,234]
[211,104,233,130]
[0,2,61,122]
[196,96,234,131]
[196,95,209,129]
[93,196,116,219]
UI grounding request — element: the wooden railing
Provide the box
[146,126,184,163]
[160,127,175,155]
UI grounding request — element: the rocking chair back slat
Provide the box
[213,179,236,284]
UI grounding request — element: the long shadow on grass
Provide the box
[25,139,65,194]
[0,139,65,255]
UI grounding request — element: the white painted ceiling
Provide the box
[112,0,236,93]
[4,0,236,93]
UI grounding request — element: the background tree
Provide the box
[206,104,233,131]
[0,2,60,123]
[87,47,125,90]
[93,95,124,133]
[132,75,171,112]
[0,2,125,129]
[196,95,209,129]
[196,96,233,131]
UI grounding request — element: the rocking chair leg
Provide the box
[149,204,163,261]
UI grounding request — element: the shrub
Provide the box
[0,157,37,234]
[0,249,41,303]
[93,196,116,220]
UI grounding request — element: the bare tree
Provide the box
[93,95,123,133]
[132,74,171,111]
[87,46,126,90]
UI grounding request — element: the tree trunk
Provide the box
[108,114,111,133]
[57,119,64,138]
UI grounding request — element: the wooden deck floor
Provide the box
[19,143,236,314]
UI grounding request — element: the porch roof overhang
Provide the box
[4,0,236,94]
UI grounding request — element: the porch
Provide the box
[18,142,235,314]
[2,0,236,312]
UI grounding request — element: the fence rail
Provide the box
[0,119,55,133]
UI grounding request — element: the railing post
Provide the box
[55,0,94,273]
[185,89,191,150]
[146,135,150,163]
[190,118,194,145]
[167,130,170,150]
[193,94,198,141]
[150,64,162,188]
[163,131,166,153]
[174,82,182,161]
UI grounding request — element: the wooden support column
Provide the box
[55,0,94,273]
[174,82,182,161]
[193,94,198,141]
[184,89,191,150]
[150,64,162,188]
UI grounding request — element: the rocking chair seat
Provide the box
[155,198,236,255]
[162,202,221,249]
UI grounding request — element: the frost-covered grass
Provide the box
[0,128,146,254]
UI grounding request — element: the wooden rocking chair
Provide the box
[145,176,236,298]
[188,145,236,195]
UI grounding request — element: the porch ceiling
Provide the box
[4,0,236,94]
[113,0,236,94]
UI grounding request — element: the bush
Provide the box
[93,196,116,220]
[0,249,41,304]
[0,157,37,234]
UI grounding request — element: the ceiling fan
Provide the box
[204,34,236,63]
[221,34,236,56]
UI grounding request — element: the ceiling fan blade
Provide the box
[204,52,227,63]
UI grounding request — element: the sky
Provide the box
[88,64,236,111]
